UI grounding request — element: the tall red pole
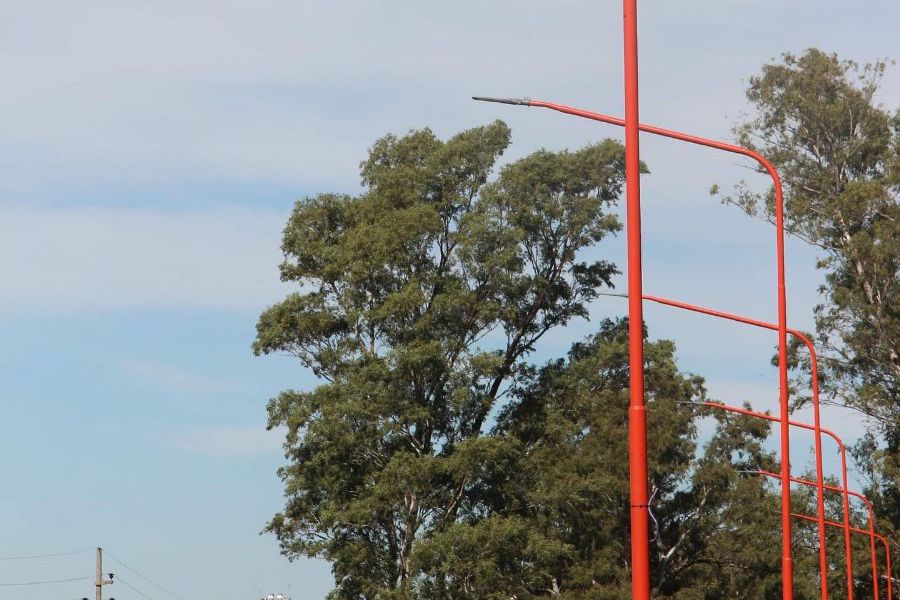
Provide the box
[795,332,841,599]
[622,1,651,598]
[884,536,894,600]
[770,167,796,600]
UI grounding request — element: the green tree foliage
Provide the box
[417,321,795,599]
[254,121,629,597]
[723,47,899,586]
[256,122,816,598]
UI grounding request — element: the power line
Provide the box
[104,550,191,600]
[116,574,159,600]
[0,575,92,586]
[0,548,93,561]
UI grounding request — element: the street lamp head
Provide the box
[471,96,530,106]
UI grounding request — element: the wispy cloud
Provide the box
[2,1,893,200]
[0,206,290,313]
[169,424,283,458]
[121,359,249,395]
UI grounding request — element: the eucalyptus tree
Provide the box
[255,121,631,598]
[721,49,899,554]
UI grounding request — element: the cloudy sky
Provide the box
[1,1,898,599]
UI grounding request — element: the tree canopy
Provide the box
[255,121,628,596]
[722,48,899,560]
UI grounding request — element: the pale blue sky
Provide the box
[1,2,898,599]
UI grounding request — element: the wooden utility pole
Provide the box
[96,547,102,600]
[95,547,113,600]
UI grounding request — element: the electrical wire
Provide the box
[0,575,92,586]
[105,550,191,600]
[116,574,159,600]
[0,548,93,560]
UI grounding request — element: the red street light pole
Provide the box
[475,2,653,595]
[620,3,651,599]
[472,96,796,599]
